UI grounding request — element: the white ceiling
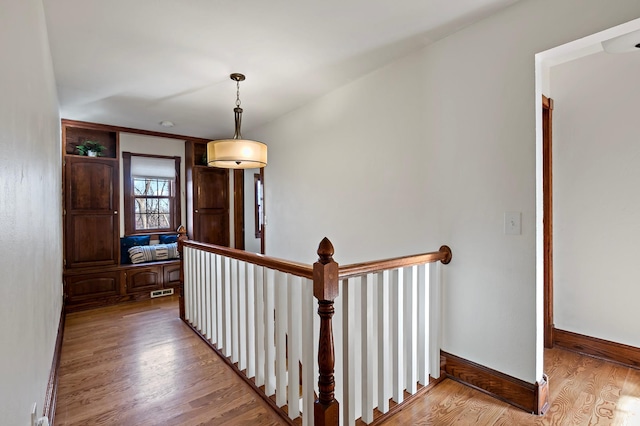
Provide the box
[43,0,522,139]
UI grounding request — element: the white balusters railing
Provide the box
[334,263,442,425]
[179,237,451,426]
[182,243,317,424]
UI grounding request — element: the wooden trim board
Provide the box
[554,328,640,370]
[43,304,65,423]
[441,351,549,415]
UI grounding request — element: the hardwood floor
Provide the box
[55,296,285,425]
[56,297,640,425]
[381,348,640,425]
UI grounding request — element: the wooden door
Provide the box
[194,166,229,245]
[65,156,119,268]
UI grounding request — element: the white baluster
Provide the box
[391,268,404,404]
[184,248,191,322]
[301,279,314,426]
[246,263,256,379]
[205,251,212,341]
[377,270,390,413]
[342,279,355,426]
[254,265,265,387]
[192,248,198,326]
[264,268,276,396]
[199,250,206,333]
[417,264,429,385]
[209,252,218,345]
[429,262,441,380]
[275,271,288,407]
[222,256,232,358]
[361,274,374,423]
[230,259,239,363]
[333,280,343,423]
[215,254,223,350]
[405,266,418,394]
[238,260,247,371]
[287,274,301,419]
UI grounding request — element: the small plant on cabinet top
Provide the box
[76,140,107,157]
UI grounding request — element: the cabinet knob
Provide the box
[195,209,199,213]
[114,211,118,215]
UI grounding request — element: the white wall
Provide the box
[551,51,640,347]
[255,0,640,383]
[0,0,63,424]
[119,133,186,236]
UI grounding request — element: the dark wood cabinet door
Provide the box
[65,270,120,301]
[65,157,119,268]
[163,263,181,287]
[193,167,229,245]
[196,210,230,246]
[195,167,228,210]
[125,266,162,293]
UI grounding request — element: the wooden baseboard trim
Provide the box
[554,327,640,370]
[43,303,66,423]
[441,351,548,414]
[183,319,296,426]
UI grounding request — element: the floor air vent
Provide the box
[150,288,174,298]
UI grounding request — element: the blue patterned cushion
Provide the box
[120,235,150,264]
[159,234,178,244]
[128,243,179,264]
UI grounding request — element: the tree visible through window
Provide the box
[133,177,172,230]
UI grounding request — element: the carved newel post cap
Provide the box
[317,237,335,264]
[314,237,338,301]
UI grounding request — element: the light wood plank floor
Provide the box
[56,297,640,425]
[55,296,284,425]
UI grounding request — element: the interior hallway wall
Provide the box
[551,50,640,347]
[255,0,640,383]
[0,0,63,424]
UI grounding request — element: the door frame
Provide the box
[543,95,554,348]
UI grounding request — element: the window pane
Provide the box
[135,213,145,230]
[146,198,159,214]
[158,179,170,196]
[159,198,170,213]
[134,178,146,196]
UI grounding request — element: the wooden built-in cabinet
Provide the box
[62,121,234,311]
[61,120,188,312]
[64,261,181,311]
[64,155,119,269]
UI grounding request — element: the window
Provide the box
[123,152,181,235]
[133,177,172,230]
[254,173,263,238]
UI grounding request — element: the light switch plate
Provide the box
[504,211,521,235]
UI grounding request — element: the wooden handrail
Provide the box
[180,240,314,279]
[338,245,452,280]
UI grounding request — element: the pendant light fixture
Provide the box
[207,73,267,169]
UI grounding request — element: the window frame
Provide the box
[123,152,181,236]
[254,173,263,239]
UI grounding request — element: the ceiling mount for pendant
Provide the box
[207,73,267,169]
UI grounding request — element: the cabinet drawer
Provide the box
[125,266,162,293]
[163,263,181,287]
[65,271,120,301]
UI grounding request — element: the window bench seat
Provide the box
[63,259,181,312]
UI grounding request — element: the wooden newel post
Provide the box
[313,237,340,426]
[177,225,188,320]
